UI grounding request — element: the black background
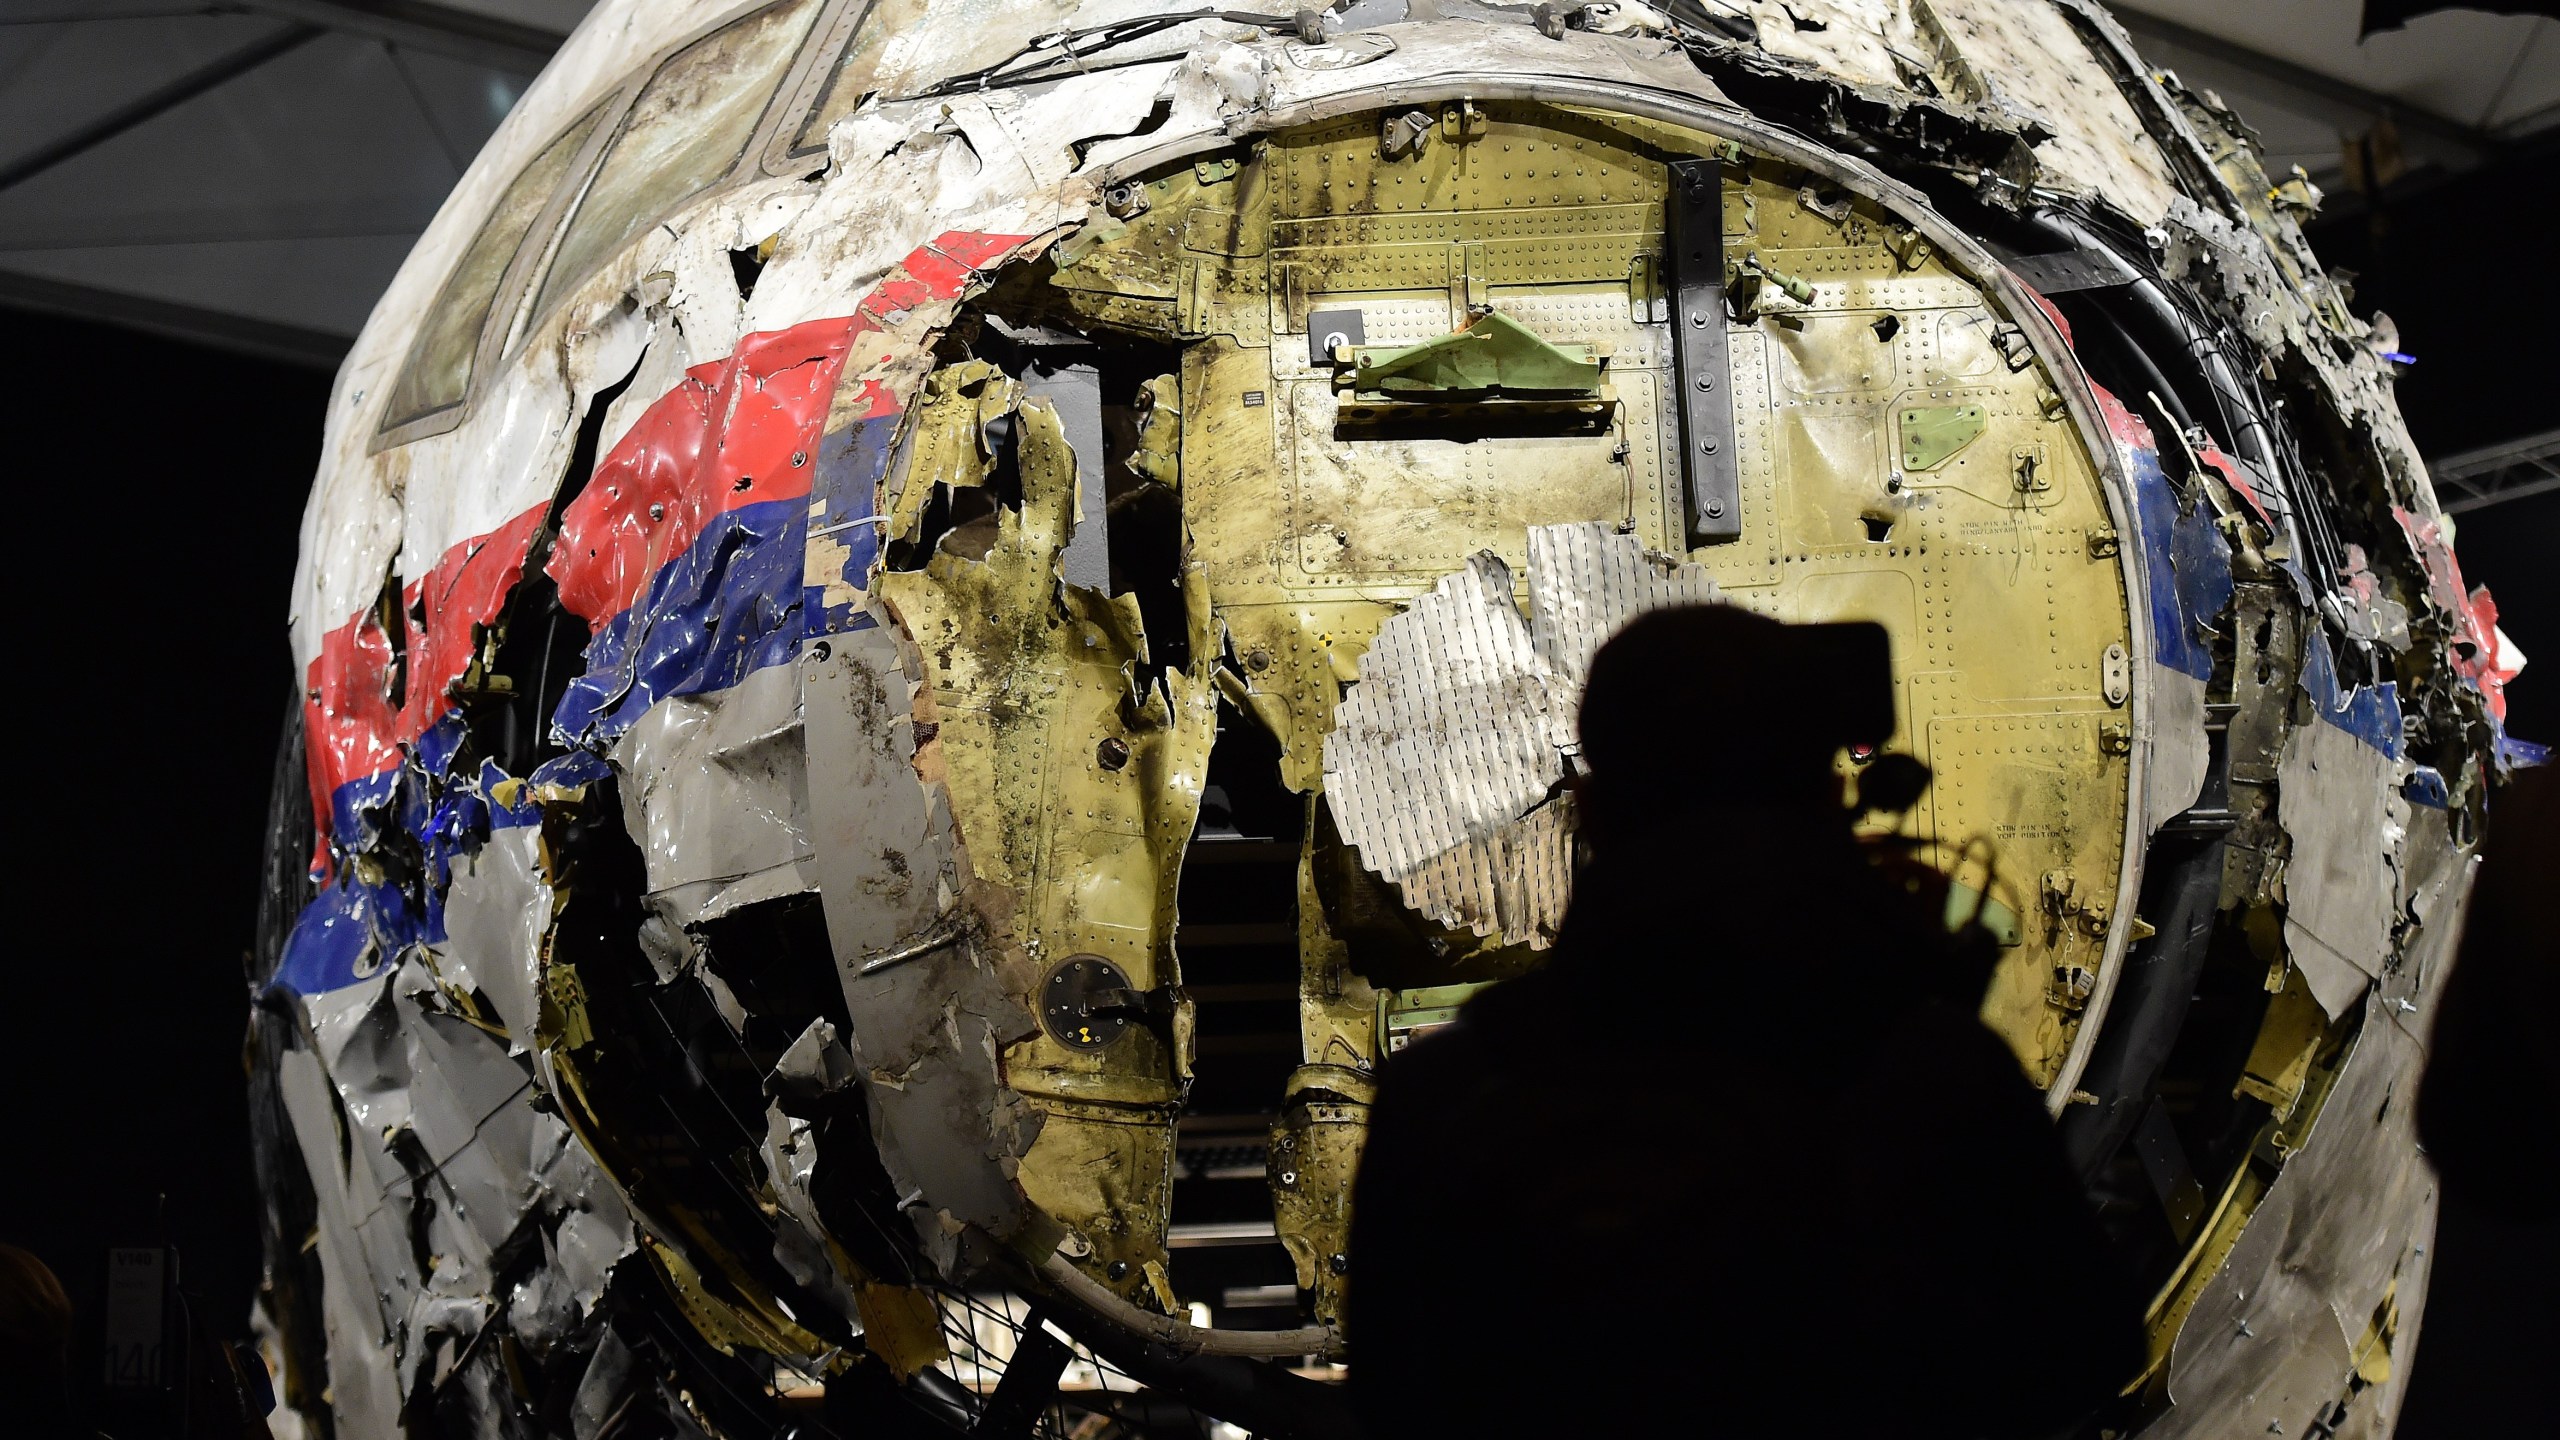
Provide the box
[1,152,2550,1430]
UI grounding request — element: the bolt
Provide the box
[1108,1260,1131,1281]
[648,502,666,521]
[1097,737,1131,771]
[1246,648,1274,673]
[1705,500,1726,518]
[1279,1171,1299,1186]
[1695,375,1714,391]
[790,450,807,467]
[1700,438,1719,454]
[1690,312,1709,327]
[1328,1253,1350,1276]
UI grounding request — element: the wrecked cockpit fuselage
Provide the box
[250,3,2525,1437]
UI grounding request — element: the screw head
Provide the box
[1700,438,1719,454]
[1705,501,1726,518]
[1695,375,1714,391]
[1328,1253,1350,1276]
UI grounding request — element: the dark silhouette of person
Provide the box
[1346,604,2142,1439]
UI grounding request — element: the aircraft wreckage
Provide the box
[250,2,2535,1435]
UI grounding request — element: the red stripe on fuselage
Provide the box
[302,505,548,862]
[300,230,1032,863]
[548,315,856,630]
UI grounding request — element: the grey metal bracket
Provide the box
[1667,156,1741,545]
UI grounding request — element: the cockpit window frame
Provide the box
[371,95,626,453]
[371,0,854,453]
[761,0,876,175]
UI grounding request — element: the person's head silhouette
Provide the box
[1574,605,1895,854]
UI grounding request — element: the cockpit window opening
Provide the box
[780,0,890,163]
[526,0,827,326]
[764,0,879,173]
[376,101,608,441]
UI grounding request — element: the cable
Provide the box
[904,10,1316,98]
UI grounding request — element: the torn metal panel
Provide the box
[2147,668,2212,837]
[761,1102,868,1325]
[2394,504,2523,726]
[2279,715,2407,1021]
[2301,629,2405,761]
[2096,384,2232,835]
[1018,356,1111,594]
[548,315,858,748]
[1326,524,1724,946]
[434,823,549,1050]
[2381,805,2473,1037]
[1388,797,1582,953]
[2109,391,2235,686]
[2150,998,2438,1440]
[804,621,1038,1273]
[874,382,1216,1296]
[1324,554,1563,888]
[1525,521,1726,736]
[611,658,817,923]
[273,1043,406,1436]
[1922,0,2183,222]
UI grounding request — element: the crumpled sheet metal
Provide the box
[2093,385,2233,836]
[270,32,1152,1413]
[282,222,1041,1008]
[258,0,2497,1423]
[275,952,639,1433]
[436,822,550,1051]
[1073,14,1732,180]
[804,621,1040,1274]
[1920,0,2182,222]
[611,659,816,927]
[2279,716,2409,1021]
[1524,520,1726,733]
[2146,194,2430,544]
[2152,992,2441,1439]
[867,380,1216,1291]
[1324,523,1723,944]
[2394,504,2527,727]
[299,218,1038,886]
[545,315,857,747]
[1326,555,1561,883]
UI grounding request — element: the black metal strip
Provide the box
[0,22,323,194]
[1667,156,1740,545]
